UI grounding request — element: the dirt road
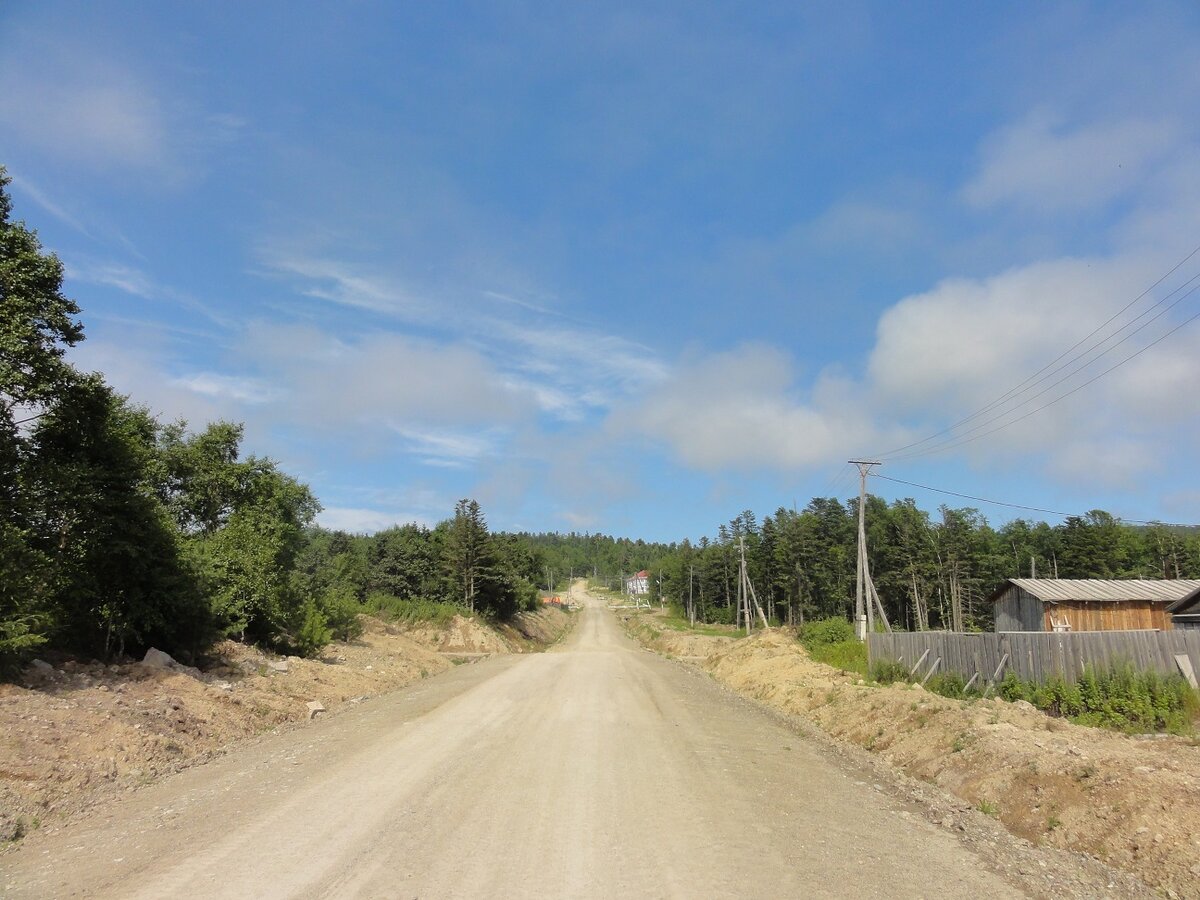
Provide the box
[3,586,1055,898]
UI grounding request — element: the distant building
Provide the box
[988,578,1200,632]
[625,570,649,596]
[1169,587,1200,631]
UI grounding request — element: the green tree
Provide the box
[29,378,206,659]
[444,499,488,613]
[189,463,319,646]
[0,167,86,665]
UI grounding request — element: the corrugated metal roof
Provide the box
[1005,578,1200,604]
[1168,585,1200,613]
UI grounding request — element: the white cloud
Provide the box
[70,339,233,428]
[241,323,533,432]
[863,252,1200,481]
[614,344,889,471]
[316,506,430,534]
[963,111,1180,213]
[172,373,279,405]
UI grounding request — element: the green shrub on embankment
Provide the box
[998,665,1198,734]
[869,653,1198,734]
[799,617,868,677]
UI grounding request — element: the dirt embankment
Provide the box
[628,615,1200,899]
[0,607,573,844]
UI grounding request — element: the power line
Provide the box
[883,277,1200,461]
[874,473,1199,528]
[874,240,1200,459]
[886,302,1200,461]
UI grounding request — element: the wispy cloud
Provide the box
[260,250,429,318]
[172,372,280,405]
[258,248,671,424]
[390,425,500,467]
[66,257,237,330]
[963,111,1181,214]
[0,42,171,174]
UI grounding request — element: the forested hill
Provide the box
[646,504,1200,632]
[512,532,677,590]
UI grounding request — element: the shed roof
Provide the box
[992,578,1200,605]
[1168,584,1200,614]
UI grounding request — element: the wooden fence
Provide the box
[867,630,1200,689]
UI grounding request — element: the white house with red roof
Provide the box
[625,570,650,596]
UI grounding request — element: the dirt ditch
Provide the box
[0,607,572,845]
[629,614,1200,899]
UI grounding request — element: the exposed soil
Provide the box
[0,607,572,845]
[627,612,1200,899]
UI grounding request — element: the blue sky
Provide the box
[4,2,1200,540]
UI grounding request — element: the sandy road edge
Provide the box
[0,605,578,849]
[620,616,1159,900]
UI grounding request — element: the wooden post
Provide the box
[908,648,930,679]
[921,657,942,685]
[982,652,1009,698]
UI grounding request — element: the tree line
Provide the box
[647,500,1200,631]
[0,169,553,671]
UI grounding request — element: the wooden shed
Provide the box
[1169,586,1200,630]
[988,578,1200,633]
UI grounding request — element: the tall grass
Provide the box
[871,653,1198,734]
[364,593,462,626]
[999,664,1198,734]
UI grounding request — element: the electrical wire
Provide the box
[873,240,1200,460]
[885,302,1200,461]
[883,277,1200,461]
[874,473,1199,528]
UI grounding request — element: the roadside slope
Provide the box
[0,606,573,844]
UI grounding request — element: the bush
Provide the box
[800,617,855,649]
[809,639,868,676]
[707,605,736,626]
[319,584,364,643]
[926,672,968,699]
[998,671,1029,703]
[292,598,332,658]
[870,659,910,685]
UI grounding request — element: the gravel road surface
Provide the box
[3,587,1033,899]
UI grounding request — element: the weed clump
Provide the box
[870,658,910,685]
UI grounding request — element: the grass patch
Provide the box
[659,614,735,638]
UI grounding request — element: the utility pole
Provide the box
[849,460,891,640]
[738,535,769,634]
